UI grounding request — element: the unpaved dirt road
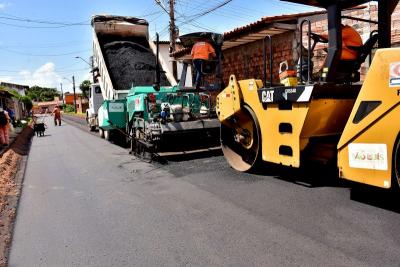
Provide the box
[9,115,400,266]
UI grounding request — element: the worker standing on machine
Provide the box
[191,38,216,89]
[322,24,363,60]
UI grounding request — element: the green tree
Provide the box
[26,85,60,102]
[79,80,91,99]
[64,104,75,113]
[20,96,33,112]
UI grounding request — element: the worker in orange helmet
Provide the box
[191,38,216,89]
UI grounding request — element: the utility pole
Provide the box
[169,0,178,80]
[91,56,95,83]
[60,83,64,105]
[72,75,77,113]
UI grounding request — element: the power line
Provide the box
[0,21,88,29]
[1,40,91,49]
[0,15,89,26]
[178,0,264,19]
[183,0,233,23]
[138,10,163,18]
[154,0,170,15]
[0,47,91,57]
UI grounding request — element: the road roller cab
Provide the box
[217,0,400,190]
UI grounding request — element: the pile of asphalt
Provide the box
[103,40,170,90]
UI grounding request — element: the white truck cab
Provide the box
[86,83,103,131]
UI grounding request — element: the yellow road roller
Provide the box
[217,0,400,190]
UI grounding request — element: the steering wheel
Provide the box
[310,32,329,44]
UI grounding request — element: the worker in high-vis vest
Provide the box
[191,39,216,89]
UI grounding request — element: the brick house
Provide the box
[64,93,89,113]
[306,4,400,77]
[32,97,63,114]
[173,3,400,85]
[0,82,29,120]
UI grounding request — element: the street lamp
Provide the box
[75,56,95,82]
[63,76,77,113]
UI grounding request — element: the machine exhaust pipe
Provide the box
[153,33,161,91]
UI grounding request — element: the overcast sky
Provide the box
[0,0,315,92]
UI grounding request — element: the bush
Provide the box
[15,119,28,127]
[64,104,75,113]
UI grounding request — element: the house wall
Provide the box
[65,94,83,105]
[64,94,88,113]
[220,3,400,85]
[304,4,400,78]
[222,31,295,85]
[0,82,28,119]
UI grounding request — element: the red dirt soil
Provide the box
[0,126,34,267]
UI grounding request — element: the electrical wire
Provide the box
[1,40,91,49]
[154,0,231,38]
[0,21,88,29]
[0,47,91,57]
[0,15,89,26]
[178,0,265,19]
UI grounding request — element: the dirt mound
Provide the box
[0,126,34,266]
[9,126,34,156]
[104,40,170,90]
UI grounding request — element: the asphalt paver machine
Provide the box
[217,0,400,190]
[127,32,224,158]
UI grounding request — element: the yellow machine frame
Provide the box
[217,48,400,189]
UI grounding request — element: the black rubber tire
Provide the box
[393,137,400,190]
[220,105,261,172]
[104,130,111,141]
[99,128,105,139]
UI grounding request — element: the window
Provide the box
[353,101,381,124]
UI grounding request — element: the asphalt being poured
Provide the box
[103,39,170,90]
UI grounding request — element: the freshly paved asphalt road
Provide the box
[9,115,400,266]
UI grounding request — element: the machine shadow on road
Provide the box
[250,162,347,188]
[350,185,400,213]
[34,134,52,138]
[251,163,400,213]
[158,149,223,163]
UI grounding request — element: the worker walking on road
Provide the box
[191,38,216,89]
[0,106,10,146]
[52,106,62,126]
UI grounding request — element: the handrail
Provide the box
[369,30,379,66]
[153,33,160,92]
[300,19,312,84]
[263,35,273,87]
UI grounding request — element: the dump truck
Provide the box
[91,15,224,155]
[86,83,103,131]
[91,15,176,141]
[217,0,400,190]
[126,32,224,158]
